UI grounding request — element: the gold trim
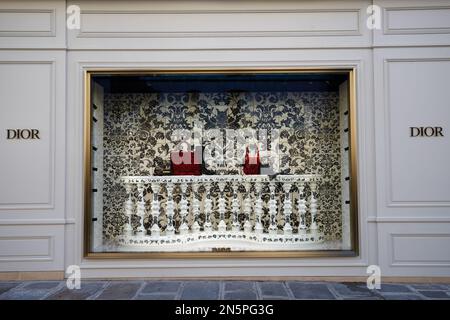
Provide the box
[348,68,360,256]
[82,67,353,75]
[83,68,359,259]
[84,249,357,260]
[84,71,92,258]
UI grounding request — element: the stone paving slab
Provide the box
[136,293,177,300]
[331,282,382,298]
[342,296,384,300]
[224,281,257,300]
[180,281,220,300]
[224,290,258,300]
[0,282,21,295]
[416,290,450,299]
[261,296,291,300]
[0,281,63,300]
[0,280,449,300]
[224,281,254,292]
[141,281,181,294]
[46,282,105,300]
[95,282,142,300]
[375,283,413,293]
[410,284,448,290]
[287,282,336,300]
[258,282,289,298]
[23,281,60,290]
[381,294,424,300]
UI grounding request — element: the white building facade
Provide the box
[0,0,449,280]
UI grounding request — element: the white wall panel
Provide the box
[78,10,360,37]
[0,51,65,220]
[385,7,450,34]
[0,62,54,208]
[374,0,450,47]
[378,222,450,276]
[0,1,66,49]
[374,47,450,217]
[0,225,64,271]
[67,0,372,50]
[386,59,450,204]
[0,51,66,273]
[392,235,450,265]
[0,9,55,36]
[0,236,52,261]
[374,47,450,276]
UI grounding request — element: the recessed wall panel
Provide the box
[0,62,54,208]
[387,59,450,204]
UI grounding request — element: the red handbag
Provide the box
[243,146,260,175]
[170,149,202,176]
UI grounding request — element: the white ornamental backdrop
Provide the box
[99,91,344,241]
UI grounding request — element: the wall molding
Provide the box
[390,233,450,267]
[0,9,55,37]
[77,8,361,38]
[0,60,56,210]
[383,57,450,208]
[384,6,450,35]
[368,217,450,223]
[0,219,75,225]
[0,235,53,262]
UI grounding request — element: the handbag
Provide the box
[243,146,261,175]
[170,148,202,175]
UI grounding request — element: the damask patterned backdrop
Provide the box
[100,91,344,242]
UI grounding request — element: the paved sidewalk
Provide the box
[0,280,449,300]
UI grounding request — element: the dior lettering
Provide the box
[410,126,444,137]
[6,129,40,140]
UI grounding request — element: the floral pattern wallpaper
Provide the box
[100,91,345,242]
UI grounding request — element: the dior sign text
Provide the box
[410,127,444,137]
[6,129,40,140]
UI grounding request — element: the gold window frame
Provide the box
[83,68,359,259]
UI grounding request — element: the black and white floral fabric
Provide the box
[101,92,344,241]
